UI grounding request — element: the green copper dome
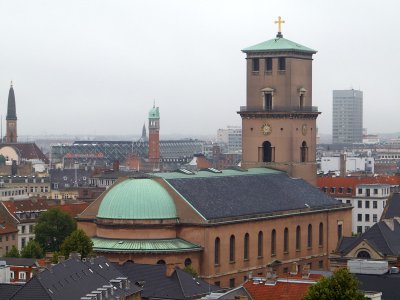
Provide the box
[97,179,177,220]
[242,37,316,54]
[148,106,160,119]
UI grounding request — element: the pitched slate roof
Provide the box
[0,257,38,267]
[0,283,22,299]
[49,169,91,189]
[162,170,343,220]
[10,256,141,300]
[381,193,400,219]
[356,273,400,300]
[337,219,400,256]
[115,261,222,299]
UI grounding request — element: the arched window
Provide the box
[307,224,313,248]
[357,251,371,259]
[157,260,166,265]
[271,229,276,256]
[301,141,308,162]
[214,237,220,265]
[257,231,263,257]
[184,258,192,266]
[244,233,249,260]
[319,223,323,246]
[283,228,289,253]
[263,141,272,162]
[229,235,235,262]
[296,226,301,251]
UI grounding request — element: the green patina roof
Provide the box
[152,167,282,180]
[148,106,160,119]
[97,178,177,220]
[242,36,316,54]
[92,237,202,253]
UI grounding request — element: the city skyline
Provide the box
[0,1,399,136]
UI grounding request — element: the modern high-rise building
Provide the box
[332,89,363,144]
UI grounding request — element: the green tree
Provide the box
[20,240,44,258]
[5,245,20,258]
[60,229,93,258]
[302,268,366,300]
[34,208,76,252]
[183,265,198,277]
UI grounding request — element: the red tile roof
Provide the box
[1,199,48,223]
[243,275,320,300]
[317,176,400,197]
[54,202,90,217]
[0,143,48,163]
[0,218,18,235]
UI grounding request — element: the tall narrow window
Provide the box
[307,224,313,248]
[244,233,249,260]
[265,58,272,72]
[257,231,263,257]
[264,93,272,110]
[214,237,220,265]
[296,226,301,251]
[252,58,260,72]
[318,223,323,246]
[229,235,235,262]
[271,229,276,256]
[263,141,272,162]
[278,57,286,71]
[283,228,289,253]
[301,141,308,162]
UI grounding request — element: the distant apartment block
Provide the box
[217,126,242,154]
[332,89,363,144]
[319,154,374,175]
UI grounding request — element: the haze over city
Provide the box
[0,0,398,137]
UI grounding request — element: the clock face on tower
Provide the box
[261,123,272,135]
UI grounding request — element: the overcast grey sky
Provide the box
[0,0,398,137]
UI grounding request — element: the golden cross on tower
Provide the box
[274,16,285,34]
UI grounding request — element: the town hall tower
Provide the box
[239,17,320,185]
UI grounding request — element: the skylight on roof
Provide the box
[177,169,195,175]
[205,168,222,173]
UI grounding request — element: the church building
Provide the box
[78,18,352,288]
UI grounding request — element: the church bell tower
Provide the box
[6,81,17,143]
[239,17,320,185]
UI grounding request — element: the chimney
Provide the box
[113,160,120,171]
[58,256,65,263]
[290,262,298,275]
[302,264,311,278]
[340,153,346,177]
[165,263,176,277]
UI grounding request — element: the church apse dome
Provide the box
[96,178,177,222]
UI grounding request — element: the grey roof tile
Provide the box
[166,173,342,220]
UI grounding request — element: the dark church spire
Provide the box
[141,123,147,140]
[6,81,17,121]
[6,81,18,143]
